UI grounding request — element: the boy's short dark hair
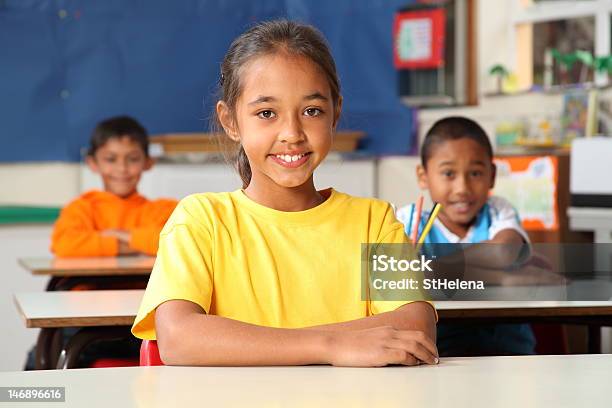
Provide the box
[88,116,149,157]
[421,116,493,167]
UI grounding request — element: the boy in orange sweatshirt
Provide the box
[26,117,178,370]
[51,116,177,257]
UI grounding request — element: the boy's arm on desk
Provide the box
[51,203,119,257]
[155,300,438,367]
[465,264,566,286]
[102,228,164,256]
[445,229,526,269]
[430,229,564,285]
[100,229,139,255]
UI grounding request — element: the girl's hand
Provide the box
[326,326,439,367]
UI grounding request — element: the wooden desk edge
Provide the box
[22,308,612,328]
[24,316,136,329]
[438,306,612,319]
[29,269,151,276]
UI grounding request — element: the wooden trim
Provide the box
[466,0,478,105]
[150,131,366,153]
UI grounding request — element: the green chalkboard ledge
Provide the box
[0,206,61,225]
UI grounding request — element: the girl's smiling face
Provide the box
[417,138,496,237]
[217,52,340,193]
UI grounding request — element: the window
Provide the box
[513,0,611,89]
[532,17,595,86]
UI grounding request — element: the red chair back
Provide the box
[91,358,139,368]
[140,340,164,366]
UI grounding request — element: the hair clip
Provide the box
[220,73,225,85]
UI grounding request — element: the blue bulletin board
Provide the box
[0,0,417,162]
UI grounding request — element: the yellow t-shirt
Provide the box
[132,188,415,340]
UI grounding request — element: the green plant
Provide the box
[551,49,612,84]
[552,49,578,84]
[575,50,594,82]
[489,64,509,94]
[594,55,612,73]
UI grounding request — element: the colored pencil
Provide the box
[410,195,424,245]
[406,203,415,239]
[417,203,442,245]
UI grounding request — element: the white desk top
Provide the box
[568,206,612,232]
[568,206,612,218]
[0,355,610,407]
[13,290,144,328]
[13,289,612,329]
[18,256,155,276]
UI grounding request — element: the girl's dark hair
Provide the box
[420,116,493,167]
[88,116,149,157]
[213,19,341,188]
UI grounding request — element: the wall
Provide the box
[378,156,430,209]
[417,91,565,148]
[79,157,378,200]
[0,225,51,371]
[0,163,80,206]
[0,0,528,201]
[0,0,417,162]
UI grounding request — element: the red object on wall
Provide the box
[393,8,446,69]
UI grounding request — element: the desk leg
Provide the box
[588,325,602,354]
[48,277,88,291]
[35,328,58,370]
[49,329,63,368]
[45,277,62,291]
[56,326,131,369]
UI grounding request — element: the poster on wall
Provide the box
[393,8,446,69]
[493,156,559,231]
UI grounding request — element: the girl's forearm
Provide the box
[308,301,436,340]
[156,304,332,366]
[156,300,437,366]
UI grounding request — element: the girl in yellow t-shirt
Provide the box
[132,20,438,367]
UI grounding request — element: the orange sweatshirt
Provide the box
[51,190,177,257]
